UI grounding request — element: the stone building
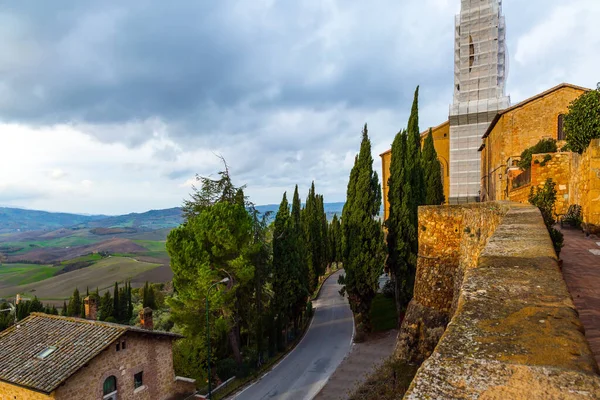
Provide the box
[0,310,196,400]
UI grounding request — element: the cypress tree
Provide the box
[99,291,113,321]
[340,124,385,331]
[407,86,425,205]
[291,185,309,326]
[67,288,82,317]
[272,192,293,348]
[318,195,329,271]
[423,129,445,205]
[127,282,133,320]
[61,301,68,316]
[112,282,120,321]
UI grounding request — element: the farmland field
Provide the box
[0,257,162,300]
[0,263,61,289]
[133,240,167,252]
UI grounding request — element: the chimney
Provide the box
[139,307,153,330]
[84,296,97,320]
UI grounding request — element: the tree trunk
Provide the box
[228,328,243,365]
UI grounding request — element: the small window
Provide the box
[134,371,144,389]
[36,346,57,360]
[121,341,126,350]
[116,343,120,352]
[558,114,565,140]
[469,35,475,72]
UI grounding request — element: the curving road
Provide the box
[232,269,354,400]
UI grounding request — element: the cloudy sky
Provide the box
[1,0,599,215]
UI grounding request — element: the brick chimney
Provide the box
[84,296,97,320]
[139,307,153,330]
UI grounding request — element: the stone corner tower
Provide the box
[449,0,510,204]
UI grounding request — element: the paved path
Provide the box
[232,269,353,400]
[314,329,398,400]
[560,227,600,366]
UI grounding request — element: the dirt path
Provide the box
[314,329,398,400]
[560,227,600,366]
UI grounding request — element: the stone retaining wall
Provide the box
[400,202,600,399]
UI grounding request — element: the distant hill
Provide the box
[0,202,347,233]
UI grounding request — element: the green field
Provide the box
[133,240,167,252]
[1,236,98,254]
[0,257,162,300]
[0,263,61,288]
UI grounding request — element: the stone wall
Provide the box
[401,203,600,399]
[571,139,600,232]
[395,203,509,363]
[54,333,192,400]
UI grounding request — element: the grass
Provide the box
[0,263,61,288]
[370,293,397,332]
[0,257,161,300]
[133,240,167,252]
[348,358,419,400]
[60,253,104,265]
[1,237,97,254]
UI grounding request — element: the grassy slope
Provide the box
[0,257,161,300]
[0,263,61,288]
[1,236,98,254]
[133,240,167,252]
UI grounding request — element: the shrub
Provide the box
[564,83,600,154]
[381,280,395,299]
[518,139,557,170]
[528,179,564,256]
[216,358,237,381]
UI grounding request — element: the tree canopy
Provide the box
[564,83,600,154]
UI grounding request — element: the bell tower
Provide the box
[449,0,510,203]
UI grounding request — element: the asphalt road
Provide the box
[232,269,354,400]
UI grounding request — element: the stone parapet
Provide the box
[402,202,600,399]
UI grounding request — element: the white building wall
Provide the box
[449,0,510,203]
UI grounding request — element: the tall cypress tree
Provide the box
[318,195,329,272]
[67,288,82,317]
[303,182,321,293]
[272,192,293,348]
[291,185,309,327]
[340,124,385,331]
[423,129,445,205]
[112,282,120,321]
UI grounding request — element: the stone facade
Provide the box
[380,121,450,220]
[400,203,600,399]
[0,383,54,400]
[481,84,587,201]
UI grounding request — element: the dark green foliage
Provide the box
[113,282,120,321]
[518,138,558,169]
[303,182,327,292]
[99,290,113,321]
[340,124,385,331]
[386,86,425,319]
[143,281,157,310]
[370,293,397,332]
[290,185,309,330]
[61,301,68,316]
[328,214,342,265]
[564,83,600,154]
[422,129,445,205]
[528,179,564,256]
[67,288,82,317]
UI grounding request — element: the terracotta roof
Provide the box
[482,83,590,139]
[0,313,182,394]
[380,120,449,157]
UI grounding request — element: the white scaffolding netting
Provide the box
[449,0,510,203]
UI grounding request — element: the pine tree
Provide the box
[112,282,120,321]
[422,129,445,205]
[340,124,385,331]
[67,288,82,317]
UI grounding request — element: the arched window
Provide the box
[103,376,117,399]
[469,35,475,72]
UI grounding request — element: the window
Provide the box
[103,376,117,396]
[35,346,57,360]
[134,371,144,389]
[121,340,126,350]
[116,343,120,352]
[558,114,565,140]
[469,35,475,72]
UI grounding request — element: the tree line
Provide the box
[339,86,444,334]
[166,163,343,385]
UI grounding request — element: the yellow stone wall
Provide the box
[481,86,586,201]
[0,382,54,400]
[381,121,450,221]
[571,139,600,232]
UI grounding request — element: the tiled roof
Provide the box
[0,313,182,394]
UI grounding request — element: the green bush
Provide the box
[528,179,564,256]
[518,139,557,170]
[216,358,237,381]
[565,83,600,154]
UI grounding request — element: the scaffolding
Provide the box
[448,0,510,204]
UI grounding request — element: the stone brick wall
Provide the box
[508,183,530,204]
[0,383,54,400]
[530,152,571,215]
[395,203,509,363]
[53,333,191,400]
[571,139,600,232]
[402,203,600,399]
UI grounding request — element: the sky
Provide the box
[1,0,599,215]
